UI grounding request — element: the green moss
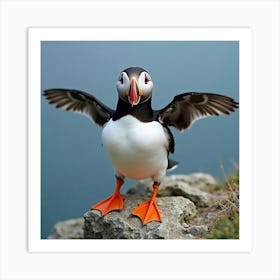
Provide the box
[203,168,239,239]
[204,210,239,239]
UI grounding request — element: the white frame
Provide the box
[1,1,279,279]
[28,27,252,253]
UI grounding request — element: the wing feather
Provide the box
[43,89,114,126]
[157,92,238,131]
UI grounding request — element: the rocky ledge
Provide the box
[48,173,219,239]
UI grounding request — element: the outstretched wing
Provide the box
[156,92,239,131]
[43,89,115,127]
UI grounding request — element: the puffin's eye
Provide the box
[119,75,124,84]
[145,74,150,84]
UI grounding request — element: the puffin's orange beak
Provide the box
[128,77,140,107]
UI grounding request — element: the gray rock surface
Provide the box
[48,173,217,239]
[84,195,196,239]
[185,225,209,236]
[127,174,214,207]
[48,218,84,239]
[168,173,217,191]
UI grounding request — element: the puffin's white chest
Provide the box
[101,115,168,180]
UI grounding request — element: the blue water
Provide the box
[41,41,239,238]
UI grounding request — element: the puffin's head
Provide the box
[116,67,153,107]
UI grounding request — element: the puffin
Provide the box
[43,66,239,225]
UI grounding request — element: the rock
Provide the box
[158,178,210,207]
[48,218,84,239]
[128,174,213,207]
[185,225,208,236]
[168,173,217,191]
[48,173,219,239]
[84,195,196,239]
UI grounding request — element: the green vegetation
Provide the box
[203,169,239,239]
[204,211,239,239]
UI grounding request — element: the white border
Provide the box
[28,27,252,253]
[1,1,279,279]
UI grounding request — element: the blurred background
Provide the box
[41,41,239,238]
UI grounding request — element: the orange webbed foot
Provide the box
[91,193,124,215]
[131,199,161,225]
[131,184,162,225]
[91,178,124,216]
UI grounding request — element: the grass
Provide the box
[202,166,240,239]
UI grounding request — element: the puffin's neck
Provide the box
[113,98,154,122]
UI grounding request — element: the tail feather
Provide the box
[167,158,179,171]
